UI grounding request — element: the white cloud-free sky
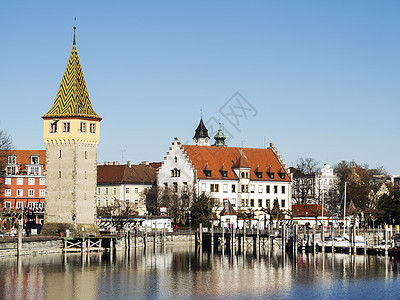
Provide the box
[1,1,399,173]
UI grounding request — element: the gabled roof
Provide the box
[97,164,156,185]
[220,200,237,216]
[42,30,101,120]
[292,204,330,217]
[193,117,209,139]
[232,151,250,169]
[182,145,290,181]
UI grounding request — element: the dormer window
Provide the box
[31,156,39,165]
[267,171,275,179]
[278,168,286,179]
[220,170,228,177]
[8,155,16,164]
[204,170,212,177]
[255,172,263,178]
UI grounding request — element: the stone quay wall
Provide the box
[0,236,63,257]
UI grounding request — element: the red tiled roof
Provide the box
[182,145,290,181]
[7,150,46,168]
[97,164,156,185]
[292,204,330,217]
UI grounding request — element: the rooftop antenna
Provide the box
[121,150,126,164]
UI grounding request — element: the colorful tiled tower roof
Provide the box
[42,27,101,120]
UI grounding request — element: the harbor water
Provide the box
[0,245,399,299]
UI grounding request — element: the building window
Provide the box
[125,198,130,207]
[174,156,178,163]
[16,202,23,210]
[134,188,139,193]
[274,186,278,194]
[28,203,34,209]
[241,199,245,207]
[134,199,139,206]
[231,185,236,193]
[126,187,130,194]
[173,182,178,192]
[50,122,57,133]
[183,182,188,192]
[210,184,219,193]
[258,199,262,207]
[90,123,96,133]
[17,189,23,196]
[250,199,254,207]
[6,166,17,175]
[29,166,40,175]
[267,172,275,179]
[204,170,212,177]
[201,183,206,192]
[28,178,35,185]
[112,197,116,206]
[281,186,286,194]
[5,202,11,209]
[281,199,285,208]
[28,189,34,197]
[30,156,39,164]
[250,185,255,193]
[266,199,270,208]
[40,178,45,185]
[5,189,11,196]
[171,168,180,177]
[8,155,17,164]
[97,187,100,194]
[17,178,23,185]
[58,171,62,178]
[97,198,101,207]
[266,185,270,193]
[112,187,117,194]
[5,178,11,185]
[80,122,86,133]
[39,189,45,197]
[62,122,70,133]
[59,150,62,158]
[231,198,236,206]
[223,184,228,193]
[241,185,248,193]
[105,197,108,207]
[164,183,168,189]
[104,188,109,194]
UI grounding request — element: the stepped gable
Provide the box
[182,145,290,181]
[42,29,101,120]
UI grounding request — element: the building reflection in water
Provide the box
[0,246,398,299]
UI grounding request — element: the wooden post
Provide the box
[222,225,225,248]
[256,224,260,250]
[313,225,316,254]
[199,223,203,245]
[282,224,286,251]
[211,223,214,247]
[385,226,388,257]
[243,224,246,251]
[232,223,235,251]
[364,228,367,255]
[17,223,23,256]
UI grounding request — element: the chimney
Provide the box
[127,161,132,168]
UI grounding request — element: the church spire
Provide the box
[42,27,101,120]
[193,115,210,146]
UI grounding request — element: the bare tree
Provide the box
[0,128,12,188]
[291,158,319,204]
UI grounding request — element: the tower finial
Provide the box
[200,108,203,117]
[73,18,77,45]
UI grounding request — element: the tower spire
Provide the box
[73,18,76,45]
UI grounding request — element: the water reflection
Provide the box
[0,246,399,299]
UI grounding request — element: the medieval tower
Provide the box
[42,27,101,235]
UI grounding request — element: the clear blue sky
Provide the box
[1,1,399,174]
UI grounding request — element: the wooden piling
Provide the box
[385,226,388,257]
[211,223,214,247]
[17,223,23,256]
[199,223,203,245]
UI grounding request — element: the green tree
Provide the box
[190,192,215,228]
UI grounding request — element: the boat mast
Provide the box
[344,181,347,232]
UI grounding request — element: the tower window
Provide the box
[50,122,57,133]
[90,123,96,133]
[58,150,62,158]
[62,122,70,133]
[174,156,178,163]
[80,122,87,133]
[58,171,62,178]
[85,151,87,159]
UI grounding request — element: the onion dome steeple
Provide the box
[193,115,210,146]
[42,26,101,120]
[213,123,227,147]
